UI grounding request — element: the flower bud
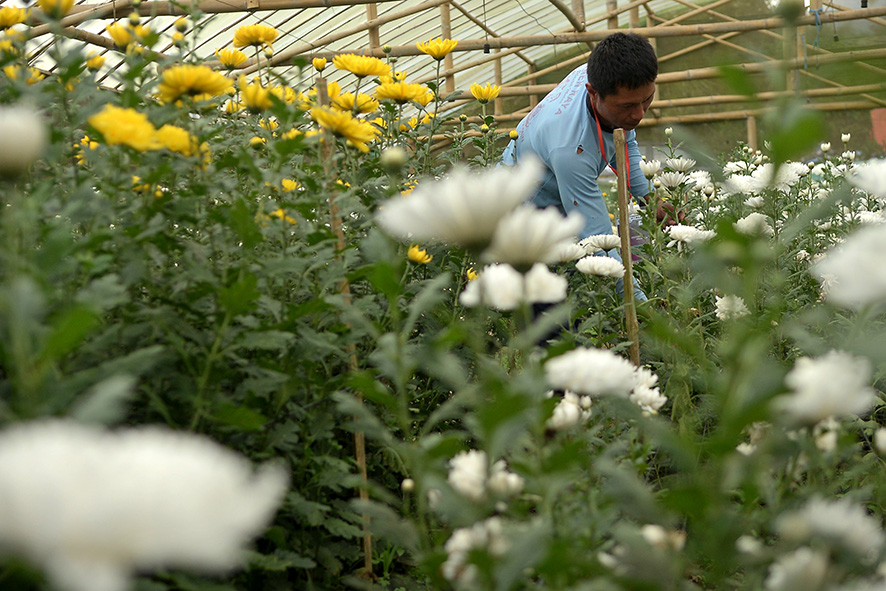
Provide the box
[664,127,673,136]
[458,114,467,122]
[480,124,489,133]
[380,145,407,171]
[128,11,140,25]
[508,130,518,140]
[841,132,851,144]
[383,44,392,54]
[174,17,188,32]
[401,478,415,492]
[820,142,831,153]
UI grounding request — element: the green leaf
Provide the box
[238,330,295,351]
[212,402,268,431]
[218,272,260,316]
[70,374,137,425]
[227,198,263,248]
[40,305,99,361]
[718,65,758,98]
[246,549,317,571]
[765,100,824,165]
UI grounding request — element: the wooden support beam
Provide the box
[66,0,401,17]
[640,100,877,125]
[653,82,886,107]
[572,0,586,27]
[494,48,503,116]
[606,0,619,29]
[440,2,455,94]
[413,46,525,85]
[747,115,758,151]
[549,0,585,31]
[827,1,886,27]
[366,3,380,50]
[504,50,589,86]
[449,0,536,67]
[655,0,736,27]
[527,64,539,108]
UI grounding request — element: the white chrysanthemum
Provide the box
[776,350,875,424]
[545,347,637,397]
[812,225,886,309]
[744,196,765,208]
[377,157,543,248]
[658,171,689,189]
[857,211,886,225]
[734,212,774,236]
[847,158,886,199]
[524,263,567,303]
[688,170,713,191]
[0,103,47,177]
[546,391,592,430]
[482,206,584,267]
[715,294,749,320]
[640,524,686,551]
[551,241,586,262]
[630,384,667,414]
[764,547,828,591]
[487,461,524,497]
[442,517,508,589]
[751,162,807,192]
[666,157,695,172]
[459,263,524,310]
[639,159,661,178]
[0,420,288,591]
[721,173,763,196]
[447,450,488,501]
[576,255,625,278]
[579,233,622,253]
[777,497,885,558]
[665,224,715,251]
[724,160,753,174]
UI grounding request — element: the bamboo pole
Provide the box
[572,0,586,26]
[413,46,525,85]
[449,0,536,67]
[549,0,586,31]
[639,100,876,125]
[614,128,640,367]
[746,115,758,151]
[827,1,886,27]
[316,79,373,579]
[494,48,503,116]
[527,64,539,109]
[366,3,380,49]
[606,0,619,29]
[66,0,400,17]
[440,2,455,94]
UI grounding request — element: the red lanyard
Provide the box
[590,97,631,189]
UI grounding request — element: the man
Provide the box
[502,32,668,257]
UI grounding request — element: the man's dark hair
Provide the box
[586,32,658,98]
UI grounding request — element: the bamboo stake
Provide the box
[746,115,758,151]
[366,3,380,49]
[315,79,373,579]
[441,2,455,94]
[614,128,640,367]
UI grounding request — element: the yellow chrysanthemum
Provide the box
[332,92,379,114]
[371,117,386,130]
[223,99,243,114]
[417,38,457,60]
[310,106,379,153]
[232,24,278,49]
[4,65,43,84]
[281,178,300,191]
[0,40,20,56]
[85,53,105,70]
[74,135,99,165]
[270,208,297,224]
[312,57,327,72]
[259,117,278,131]
[239,77,273,112]
[249,136,266,147]
[408,245,433,264]
[375,82,428,104]
[106,22,134,48]
[37,0,74,18]
[133,24,153,43]
[157,64,233,103]
[414,90,434,107]
[466,267,479,281]
[155,124,197,156]
[88,105,161,152]
[0,6,29,28]
[332,54,390,79]
[470,83,500,104]
[270,85,298,104]
[216,47,248,69]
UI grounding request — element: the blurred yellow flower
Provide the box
[216,48,247,69]
[37,0,74,18]
[332,54,390,78]
[332,92,379,114]
[375,82,428,104]
[414,89,434,107]
[270,85,297,104]
[417,38,457,60]
[311,106,379,153]
[312,57,327,72]
[106,22,134,48]
[86,53,105,70]
[223,99,243,114]
[74,135,99,165]
[281,178,300,191]
[470,83,500,104]
[0,40,20,56]
[408,245,433,264]
[401,180,417,194]
[155,124,198,156]
[249,136,266,147]
[0,6,29,28]
[88,105,161,151]
[259,117,278,131]
[270,208,297,224]
[4,65,44,84]
[233,24,278,49]
[281,128,302,140]
[239,77,272,112]
[157,64,233,103]
[133,24,153,44]
[174,17,189,32]
[381,70,407,84]
[466,267,479,281]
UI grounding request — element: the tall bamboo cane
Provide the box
[613,128,641,367]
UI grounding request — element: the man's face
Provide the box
[585,82,656,131]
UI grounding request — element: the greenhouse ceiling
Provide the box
[7,0,886,127]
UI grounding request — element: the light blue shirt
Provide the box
[501,65,650,240]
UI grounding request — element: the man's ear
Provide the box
[585,82,599,101]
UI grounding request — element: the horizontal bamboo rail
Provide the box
[67,0,402,17]
[640,100,876,125]
[449,0,536,67]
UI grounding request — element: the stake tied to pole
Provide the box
[613,128,641,367]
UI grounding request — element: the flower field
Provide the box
[3,5,886,591]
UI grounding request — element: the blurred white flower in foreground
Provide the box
[482,206,584,268]
[812,225,886,309]
[377,157,543,249]
[715,294,749,320]
[777,497,885,559]
[847,158,886,199]
[576,255,625,278]
[0,420,288,591]
[546,349,666,412]
[546,391,592,430]
[0,103,47,177]
[734,212,774,236]
[764,547,828,591]
[447,450,523,502]
[442,517,509,589]
[459,263,566,310]
[551,241,586,262]
[665,224,715,251]
[776,350,875,425]
[580,233,622,253]
[640,524,686,551]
